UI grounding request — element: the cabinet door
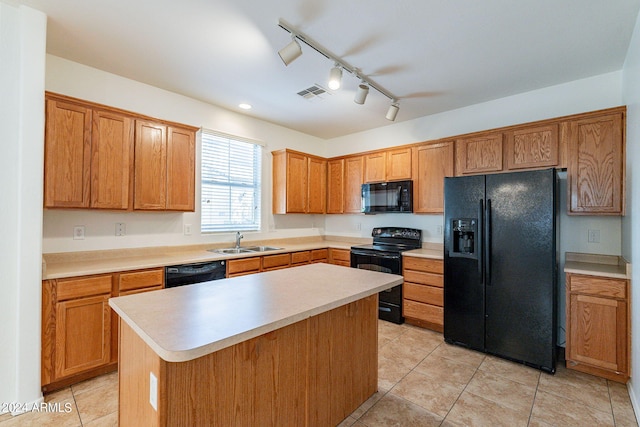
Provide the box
[567,113,624,215]
[506,124,559,170]
[307,156,327,214]
[364,152,386,183]
[412,142,454,213]
[55,294,111,378]
[386,147,412,181]
[134,121,167,210]
[44,98,92,208]
[90,110,134,209]
[344,156,364,213]
[455,133,504,175]
[166,126,196,211]
[327,159,344,214]
[286,152,308,213]
[568,293,627,374]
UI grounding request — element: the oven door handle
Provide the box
[350,250,401,260]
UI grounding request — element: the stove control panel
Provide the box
[372,227,422,241]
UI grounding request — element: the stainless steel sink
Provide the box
[244,246,283,252]
[209,247,255,254]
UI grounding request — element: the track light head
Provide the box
[386,102,399,121]
[278,36,302,66]
[328,65,342,90]
[354,83,369,105]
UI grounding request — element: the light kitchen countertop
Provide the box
[109,263,403,362]
[564,252,630,279]
[42,237,444,280]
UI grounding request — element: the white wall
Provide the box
[622,6,640,416]
[43,56,328,253]
[0,2,46,411]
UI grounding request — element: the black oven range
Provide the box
[350,227,422,324]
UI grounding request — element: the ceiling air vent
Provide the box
[297,85,330,102]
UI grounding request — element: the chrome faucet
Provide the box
[235,231,244,249]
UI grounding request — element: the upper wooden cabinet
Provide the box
[45,95,134,210]
[505,124,560,170]
[363,148,412,183]
[308,156,327,214]
[327,158,345,214]
[364,152,386,183]
[44,92,196,212]
[44,97,92,208]
[566,111,625,215]
[272,149,326,214]
[412,141,454,213]
[344,156,364,213]
[134,122,195,211]
[166,127,196,211]
[386,147,412,181]
[455,133,504,175]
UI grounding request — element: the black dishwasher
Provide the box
[164,260,226,288]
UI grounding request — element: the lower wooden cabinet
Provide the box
[402,256,444,332]
[42,268,164,392]
[262,253,291,271]
[329,248,351,267]
[566,273,630,383]
[227,257,262,277]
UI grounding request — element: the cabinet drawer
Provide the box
[291,251,311,265]
[118,268,164,292]
[404,283,443,306]
[227,257,261,275]
[403,270,443,287]
[311,249,328,262]
[119,285,163,296]
[57,275,112,301]
[403,300,443,325]
[569,275,627,299]
[262,253,291,270]
[403,257,443,274]
[330,249,351,262]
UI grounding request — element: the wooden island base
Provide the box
[118,295,378,427]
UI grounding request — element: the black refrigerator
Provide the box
[443,168,557,373]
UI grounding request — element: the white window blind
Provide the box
[200,130,262,233]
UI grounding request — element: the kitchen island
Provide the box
[109,263,402,426]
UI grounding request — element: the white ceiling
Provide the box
[12,0,640,139]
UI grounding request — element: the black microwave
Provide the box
[361,180,413,213]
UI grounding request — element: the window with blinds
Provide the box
[200,130,261,233]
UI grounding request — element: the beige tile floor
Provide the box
[1,321,637,426]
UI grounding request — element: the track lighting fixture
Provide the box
[328,64,342,90]
[386,102,400,121]
[278,35,302,66]
[278,19,400,120]
[354,82,369,105]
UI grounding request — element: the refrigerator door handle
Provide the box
[485,198,492,286]
[478,199,483,280]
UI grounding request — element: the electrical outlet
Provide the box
[437,225,443,235]
[149,372,158,411]
[356,223,361,231]
[115,223,126,236]
[184,224,192,235]
[588,229,600,243]
[73,226,85,240]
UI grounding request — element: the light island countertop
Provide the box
[109,263,402,363]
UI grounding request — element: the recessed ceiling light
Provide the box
[239,103,252,110]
